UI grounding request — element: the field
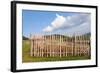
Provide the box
[22,40,90,63]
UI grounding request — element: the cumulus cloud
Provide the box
[43,13,66,32]
[42,13,90,35]
[51,14,66,29]
[43,26,53,32]
[65,21,90,36]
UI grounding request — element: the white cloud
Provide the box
[42,13,90,35]
[51,13,66,29]
[43,13,66,32]
[43,26,53,32]
[65,21,90,36]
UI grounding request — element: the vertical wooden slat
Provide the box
[60,35,61,57]
[50,34,51,57]
[30,34,33,57]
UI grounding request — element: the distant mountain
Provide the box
[43,34,72,42]
[44,34,70,39]
[44,33,90,38]
[74,33,91,40]
[82,32,91,37]
[44,33,91,40]
[23,36,29,40]
[84,33,91,36]
[28,33,90,40]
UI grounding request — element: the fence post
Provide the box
[60,35,61,57]
[50,34,51,57]
[30,34,33,57]
[74,35,76,56]
[42,36,44,57]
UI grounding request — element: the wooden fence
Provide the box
[30,34,90,57]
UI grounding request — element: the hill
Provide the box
[23,36,29,40]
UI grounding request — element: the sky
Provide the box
[22,10,91,37]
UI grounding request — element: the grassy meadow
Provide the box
[22,40,90,63]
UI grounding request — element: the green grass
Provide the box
[22,40,90,63]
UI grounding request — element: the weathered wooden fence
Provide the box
[30,34,90,57]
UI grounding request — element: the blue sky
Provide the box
[22,10,91,37]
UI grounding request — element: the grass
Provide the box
[22,40,90,63]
